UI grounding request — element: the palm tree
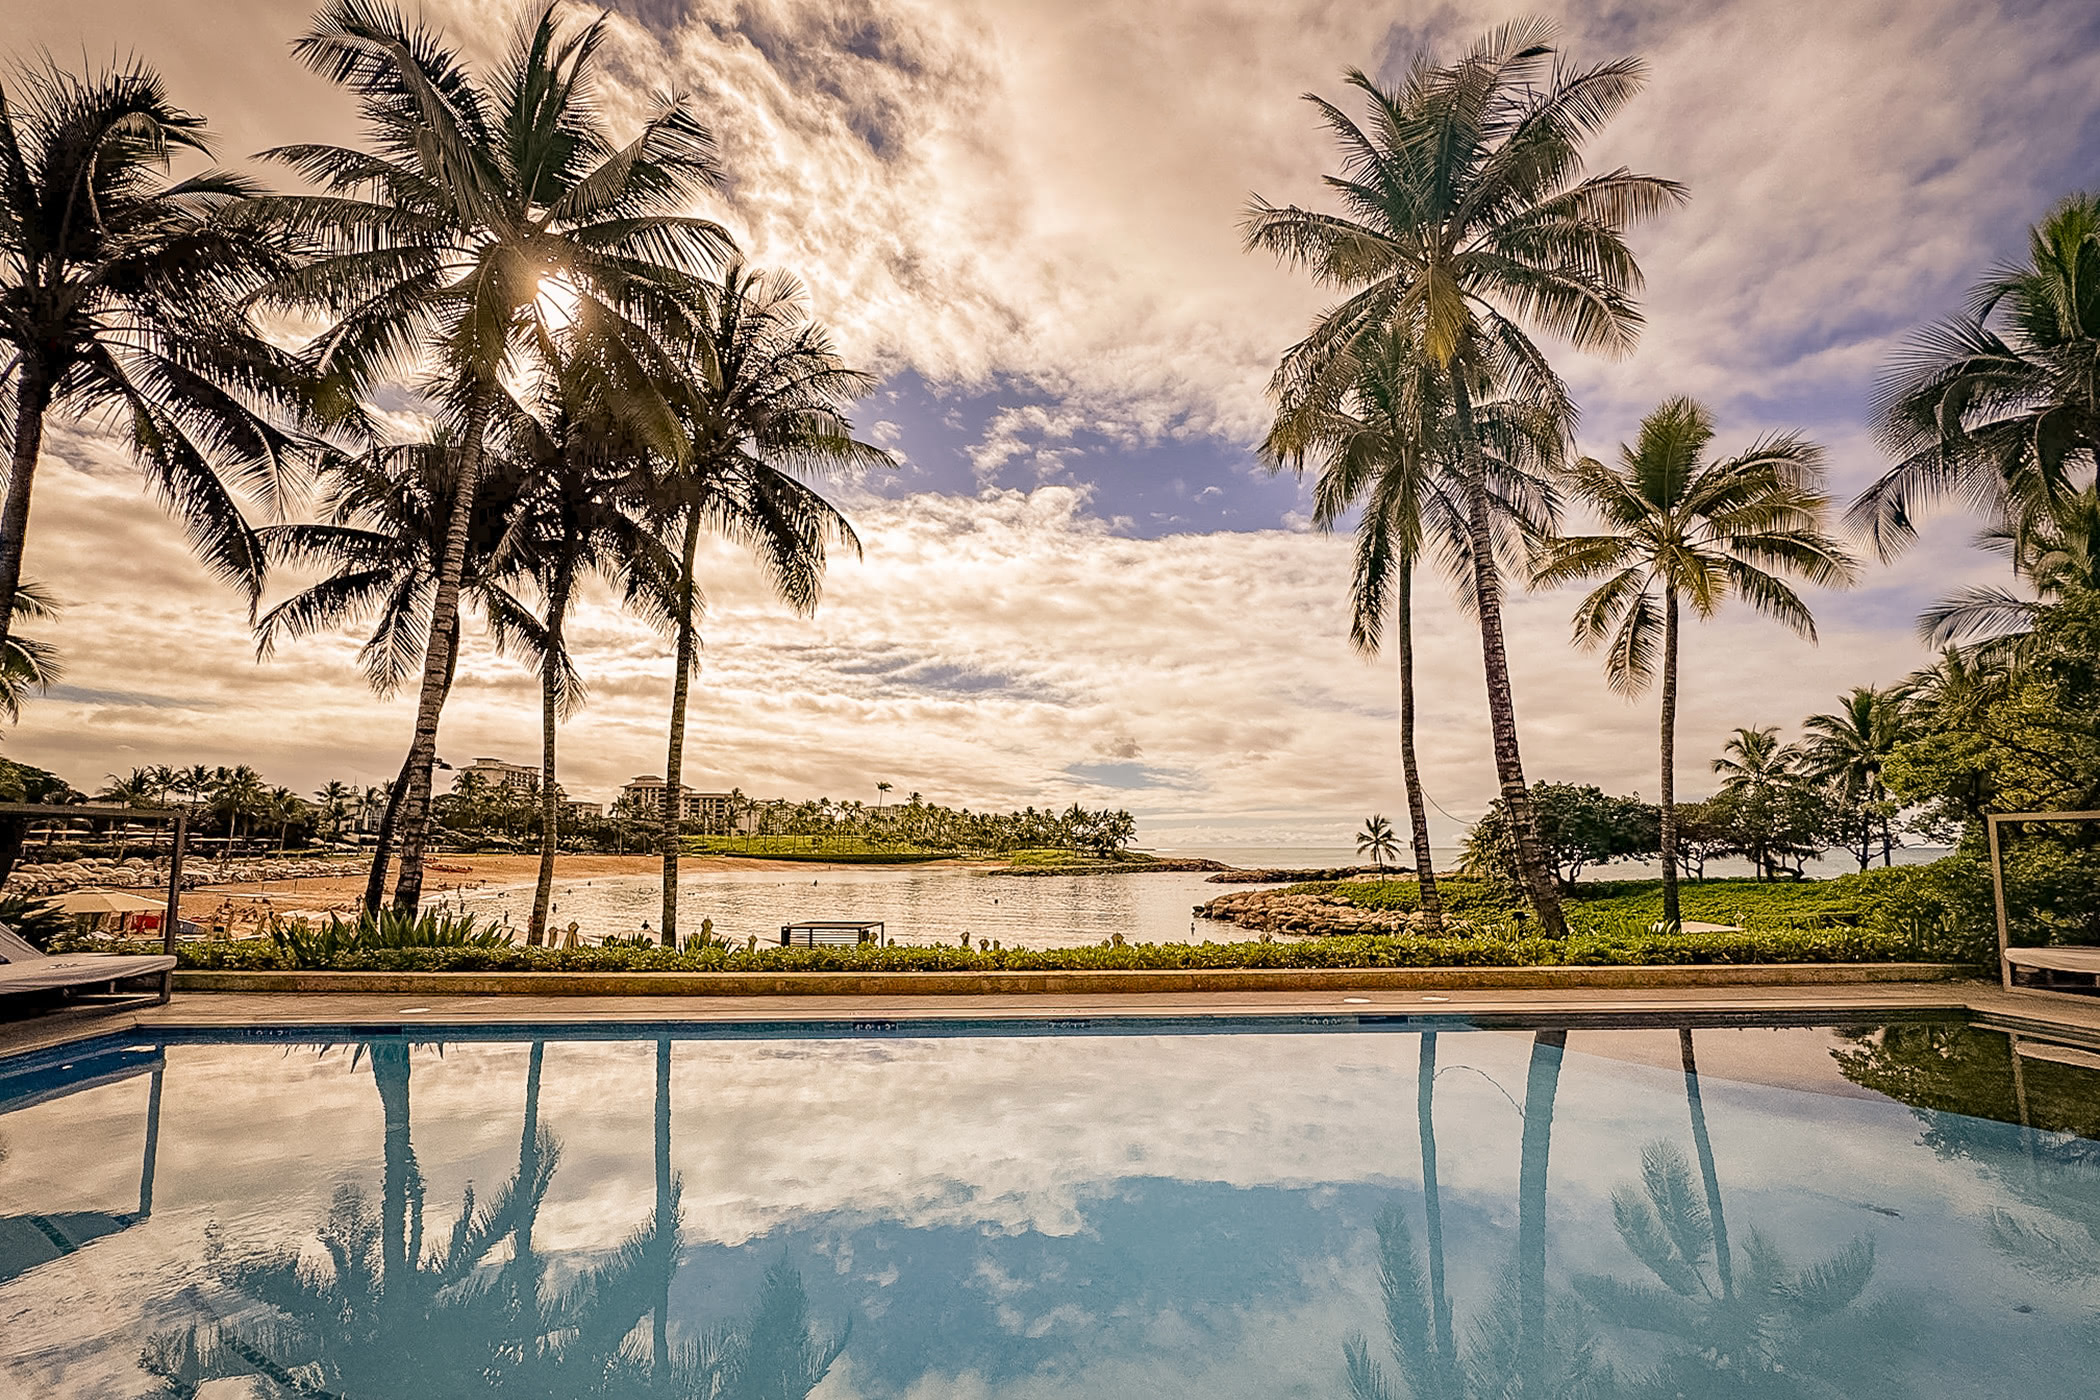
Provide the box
[314,779,355,843]
[1855,193,2100,558]
[1918,485,2100,666]
[0,582,63,721]
[1268,326,1561,934]
[1532,397,1855,924]
[264,785,303,853]
[1244,21,1685,937]
[255,437,527,910]
[636,265,878,945]
[209,764,268,849]
[142,1039,674,1397]
[1711,725,1807,880]
[1802,686,1910,869]
[259,0,732,915]
[0,57,302,661]
[99,768,159,807]
[1357,814,1400,873]
[491,382,663,945]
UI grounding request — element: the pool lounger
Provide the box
[2004,946,2100,975]
[0,922,175,995]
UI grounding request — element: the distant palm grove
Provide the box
[2,11,2097,949]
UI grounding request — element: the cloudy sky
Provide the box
[9,0,2100,844]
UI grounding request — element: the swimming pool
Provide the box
[2,1018,2095,1397]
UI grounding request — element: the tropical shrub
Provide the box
[265,909,512,967]
[153,923,1918,974]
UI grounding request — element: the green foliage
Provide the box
[1890,588,2100,824]
[1319,866,1991,964]
[265,908,513,967]
[160,922,1915,974]
[685,835,953,863]
[996,847,1168,871]
[1462,784,1660,888]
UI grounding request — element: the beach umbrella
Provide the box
[47,889,167,915]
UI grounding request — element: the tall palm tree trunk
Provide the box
[1418,1032,1454,1367]
[0,372,52,659]
[1517,1029,1567,1392]
[1679,1029,1733,1298]
[654,1035,674,1376]
[515,1040,544,1270]
[660,513,702,947]
[1449,375,1567,937]
[1396,562,1444,933]
[371,1040,416,1308]
[365,618,460,915]
[529,566,576,947]
[1659,589,1681,927]
[393,406,492,913]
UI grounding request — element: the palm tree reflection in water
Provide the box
[1346,1029,1906,1400]
[1347,1030,1609,1400]
[140,1039,847,1398]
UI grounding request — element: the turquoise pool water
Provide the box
[1,1018,2096,1397]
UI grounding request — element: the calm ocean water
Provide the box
[433,843,1948,949]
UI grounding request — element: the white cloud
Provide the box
[10,456,1940,841]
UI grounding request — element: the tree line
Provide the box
[9,753,1141,865]
[1249,20,2100,934]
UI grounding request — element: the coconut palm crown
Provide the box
[0,56,304,664]
[1857,193,2100,559]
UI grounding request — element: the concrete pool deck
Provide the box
[7,979,2100,1059]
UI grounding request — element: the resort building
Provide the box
[561,799,603,820]
[619,776,734,830]
[460,757,540,794]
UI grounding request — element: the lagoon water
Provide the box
[431,844,1951,948]
[444,859,1243,948]
[2,1020,2095,1397]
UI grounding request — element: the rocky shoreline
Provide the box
[992,857,1232,877]
[4,854,362,896]
[1204,864,1401,884]
[1196,884,1438,936]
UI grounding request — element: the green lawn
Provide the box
[1303,866,1981,961]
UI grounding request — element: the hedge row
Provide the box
[147,924,1918,974]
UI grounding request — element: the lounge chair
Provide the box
[0,923,174,1000]
[2002,945,2100,991]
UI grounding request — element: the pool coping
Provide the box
[9,974,2100,1064]
[163,961,1966,996]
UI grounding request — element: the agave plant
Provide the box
[267,907,512,967]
